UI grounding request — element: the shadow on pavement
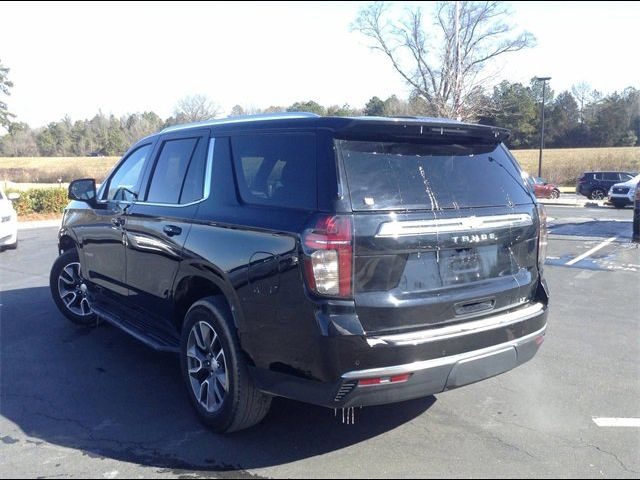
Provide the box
[0,286,435,474]
[549,220,633,239]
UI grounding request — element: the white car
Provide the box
[608,174,640,208]
[0,189,19,250]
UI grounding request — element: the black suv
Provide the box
[50,113,549,433]
[576,171,636,200]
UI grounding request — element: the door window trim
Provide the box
[135,137,215,208]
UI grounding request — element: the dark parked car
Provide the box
[50,113,549,433]
[576,171,637,200]
[526,175,560,199]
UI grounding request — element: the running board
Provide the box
[91,303,180,353]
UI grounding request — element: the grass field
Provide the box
[1,147,638,187]
[0,156,118,184]
[511,147,639,185]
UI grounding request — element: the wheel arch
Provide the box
[172,267,245,341]
[58,225,79,254]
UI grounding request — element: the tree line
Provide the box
[0,81,638,157]
[2,1,638,157]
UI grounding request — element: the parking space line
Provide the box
[566,236,618,266]
[593,417,640,427]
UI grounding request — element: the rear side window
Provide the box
[147,138,198,204]
[602,172,620,181]
[338,140,533,211]
[231,133,316,210]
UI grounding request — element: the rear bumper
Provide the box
[250,299,548,409]
[338,323,545,408]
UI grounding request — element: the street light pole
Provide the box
[535,76,551,178]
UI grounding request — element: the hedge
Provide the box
[9,187,68,216]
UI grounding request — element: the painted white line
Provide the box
[593,417,640,427]
[565,236,618,266]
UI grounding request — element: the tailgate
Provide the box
[338,138,540,335]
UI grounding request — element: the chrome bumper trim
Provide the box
[366,302,545,347]
[343,324,546,380]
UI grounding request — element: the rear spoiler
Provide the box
[334,117,511,144]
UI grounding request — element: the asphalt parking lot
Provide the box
[1,205,639,479]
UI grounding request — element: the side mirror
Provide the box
[7,192,20,201]
[69,178,98,207]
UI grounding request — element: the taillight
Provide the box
[537,204,548,271]
[302,215,353,298]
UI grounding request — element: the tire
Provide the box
[590,188,606,200]
[612,201,627,209]
[180,296,272,433]
[50,248,97,325]
[550,189,560,199]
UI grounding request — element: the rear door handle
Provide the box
[163,225,182,237]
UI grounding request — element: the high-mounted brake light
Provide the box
[302,215,353,298]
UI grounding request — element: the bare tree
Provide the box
[173,94,222,123]
[352,1,535,120]
[571,82,595,123]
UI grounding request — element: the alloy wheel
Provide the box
[57,262,92,317]
[186,321,229,413]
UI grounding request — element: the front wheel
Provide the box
[180,297,272,433]
[550,189,560,199]
[50,248,97,325]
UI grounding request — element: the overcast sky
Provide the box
[2,1,639,127]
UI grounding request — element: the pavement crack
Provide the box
[491,417,639,475]
[582,439,640,475]
[483,430,537,459]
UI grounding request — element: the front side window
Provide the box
[603,172,620,181]
[107,144,152,201]
[146,138,199,204]
[231,134,317,210]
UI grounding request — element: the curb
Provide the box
[18,219,62,230]
[538,199,606,208]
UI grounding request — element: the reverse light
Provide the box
[302,215,353,298]
[537,204,548,271]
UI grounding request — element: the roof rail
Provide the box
[161,111,321,133]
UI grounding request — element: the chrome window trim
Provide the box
[366,302,545,347]
[342,324,547,380]
[376,213,533,238]
[135,138,215,208]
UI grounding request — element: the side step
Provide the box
[91,303,180,353]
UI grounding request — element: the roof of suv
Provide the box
[160,112,510,142]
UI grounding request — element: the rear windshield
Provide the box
[337,140,533,211]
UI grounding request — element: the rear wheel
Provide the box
[180,296,272,433]
[50,248,97,325]
[590,188,606,200]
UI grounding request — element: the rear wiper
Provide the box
[487,156,537,204]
